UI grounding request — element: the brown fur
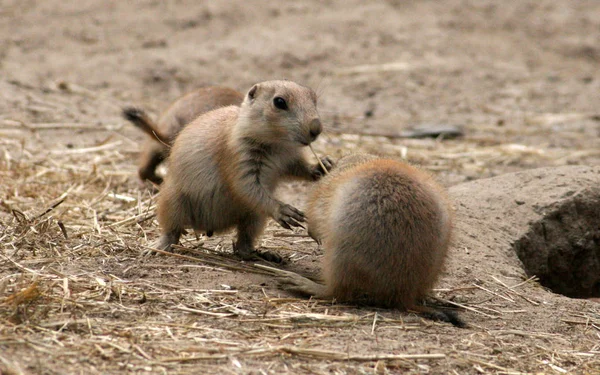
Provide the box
[154,80,332,262]
[122,86,244,184]
[279,153,463,326]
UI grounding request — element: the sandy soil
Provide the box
[1,1,599,374]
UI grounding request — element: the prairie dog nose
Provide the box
[309,118,322,141]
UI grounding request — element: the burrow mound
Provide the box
[448,165,600,301]
[513,189,600,298]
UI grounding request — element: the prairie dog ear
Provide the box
[247,84,259,100]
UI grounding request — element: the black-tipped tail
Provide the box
[122,106,144,122]
[420,309,466,328]
[122,107,152,130]
[122,107,168,144]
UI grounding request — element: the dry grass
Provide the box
[1,84,600,374]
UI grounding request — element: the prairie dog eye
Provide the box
[273,97,288,110]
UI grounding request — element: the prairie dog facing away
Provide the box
[122,86,244,185]
[276,153,464,326]
[155,80,333,262]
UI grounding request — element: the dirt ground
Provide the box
[1,1,600,374]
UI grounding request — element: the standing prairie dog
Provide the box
[276,153,464,326]
[122,86,244,185]
[155,80,333,262]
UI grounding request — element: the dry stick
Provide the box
[143,247,272,276]
[254,264,298,277]
[325,128,441,140]
[34,192,68,220]
[173,244,271,265]
[435,298,499,319]
[489,275,516,289]
[254,264,325,293]
[143,321,231,333]
[238,313,362,324]
[57,221,68,239]
[21,123,114,131]
[157,354,229,363]
[371,312,378,335]
[490,329,565,339]
[261,244,314,255]
[139,263,232,273]
[175,305,236,318]
[505,275,538,290]
[309,144,329,174]
[37,319,90,328]
[471,283,515,303]
[562,319,593,325]
[50,141,122,155]
[0,253,58,279]
[107,211,156,228]
[432,286,479,293]
[153,131,171,149]
[0,354,26,375]
[133,345,153,361]
[278,346,445,361]
[490,275,540,306]
[272,233,312,238]
[157,346,445,363]
[463,357,509,372]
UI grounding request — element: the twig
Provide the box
[490,329,565,339]
[279,346,445,361]
[371,312,378,335]
[272,232,312,238]
[50,141,122,155]
[463,357,509,371]
[20,123,113,131]
[107,211,156,228]
[254,264,299,277]
[505,275,538,290]
[472,283,515,303]
[175,305,237,318]
[0,253,58,279]
[0,354,26,375]
[490,276,540,306]
[325,127,462,140]
[34,192,68,220]
[436,299,499,319]
[143,246,272,275]
[309,144,329,174]
[157,346,446,363]
[37,319,90,328]
[57,221,68,239]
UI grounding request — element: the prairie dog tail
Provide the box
[122,107,170,145]
[412,304,465,328]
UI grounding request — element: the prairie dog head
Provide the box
[237,80,322,146]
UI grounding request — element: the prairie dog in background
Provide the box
[277,153,464,326]
[154,80,333,262]
[122,86,244,184]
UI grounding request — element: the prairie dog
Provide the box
[278,153,464,326]
[122,86,244,184]
[155,80,333,262]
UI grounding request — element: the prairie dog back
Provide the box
[313,156,451,306]
[278,153,461,326]
[157,86,243,144]
[122,86,244,184]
